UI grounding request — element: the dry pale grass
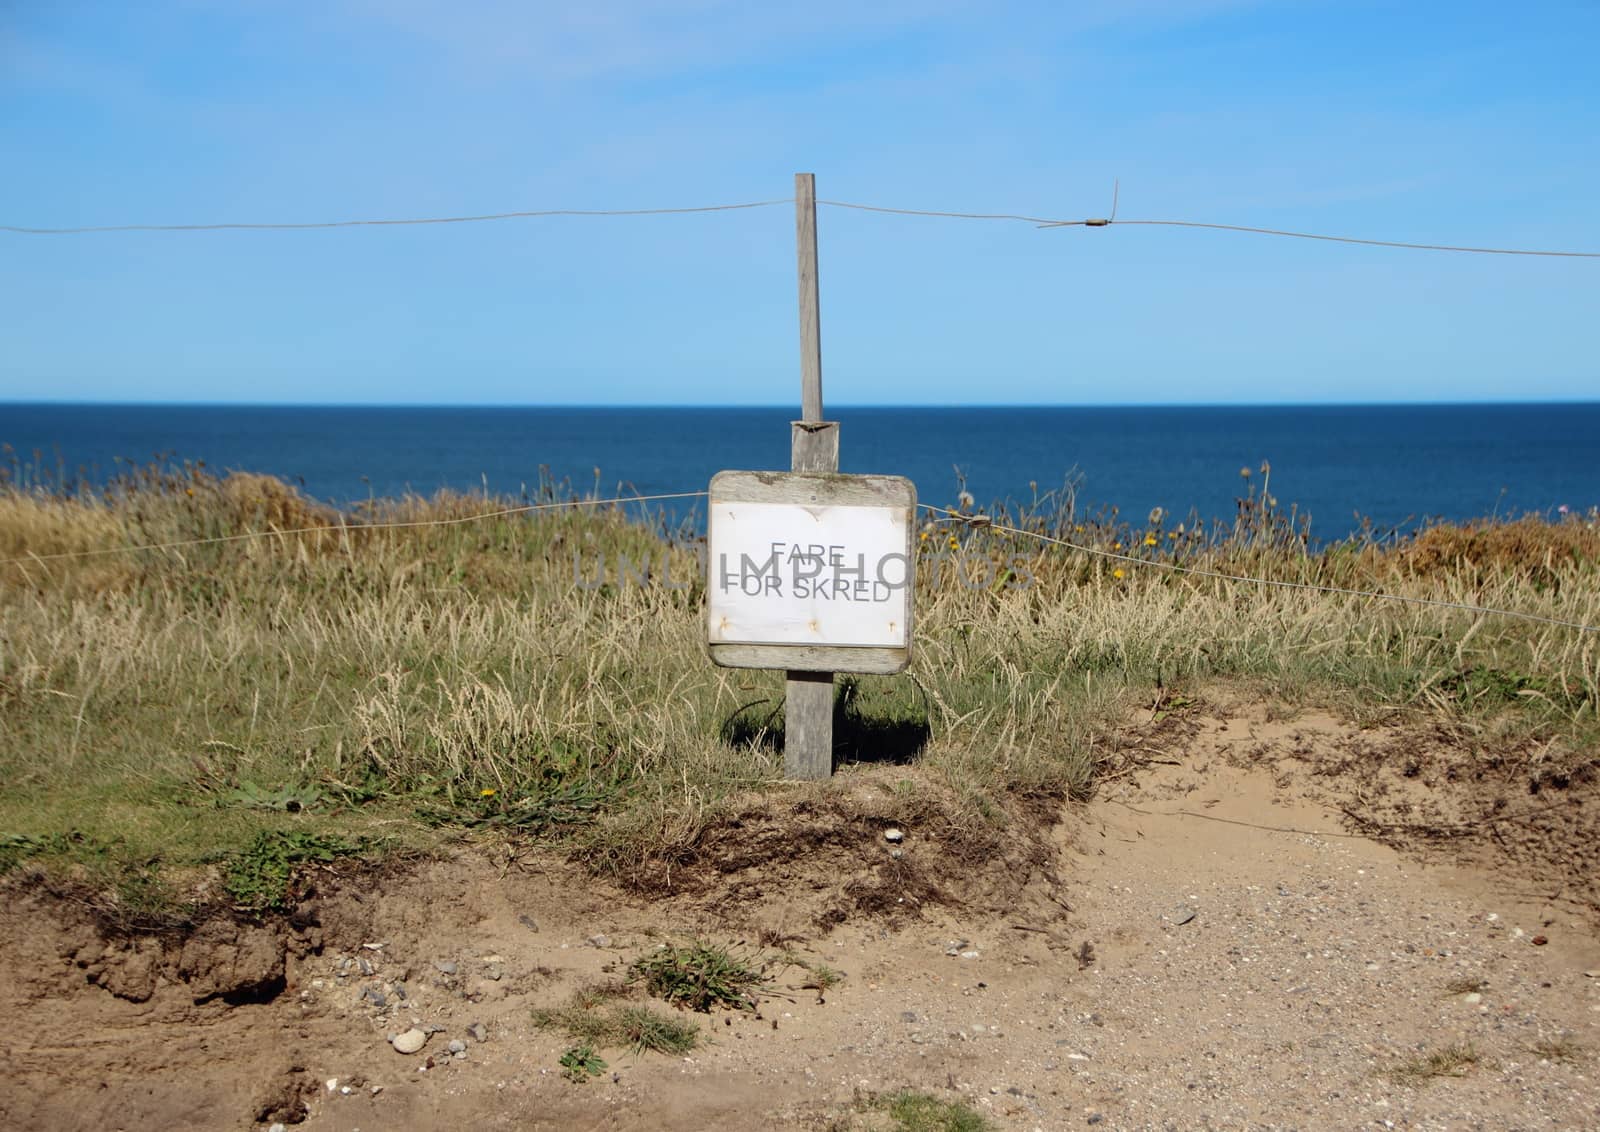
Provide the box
[0,465,1596,898]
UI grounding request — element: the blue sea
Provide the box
[3,403,1597,539]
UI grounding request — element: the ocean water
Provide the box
[3,402,1597,538]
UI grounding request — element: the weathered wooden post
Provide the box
[705,174,915,780]
[787,172,838,779]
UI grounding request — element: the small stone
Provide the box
[1585,970,1600,979]
[1531,935,1549,946]
[889,848,904,859]
[960,951,980,959]
[518,913,540,932]
[1170,904,1197,925]
[392,981,408,1000]
[325,1077,339,1093]
[447,1039,467,1054]
[586,934,611,949]
[269,1125,286,1132]
[1463,992,1483,1004]
[392,1028,429,1055]
[358,957,375,976]
[370,1085,384,1096]
[483,966,503,981]
[884,828,905,843]
[900,1011,918,1023]
[434,960,458,976]
[467,1022,488,1042]
[361,942,384,951]
[454,1050,467,1060]
[1087,1114,1104,1125]
[340,1086,354,1096]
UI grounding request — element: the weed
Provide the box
[534,988,700,1056]
[1441,976,1489,996]
[223,831,362,913]
[1531,1037,1586,1064]
[779,950,846,1000]
[558,1044,606,1082]
[874,1090,993,1131]
[629,940,769,1012]
[1387,1043,1482,1085]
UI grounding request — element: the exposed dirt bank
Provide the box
[2,704,1596,1130]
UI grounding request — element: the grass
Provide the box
[873,1091,993,1132]
[628,940,770,1012]
[1,457,1597,914]
[533,984,702,1056]
[1530,1037,1586,1064]
[1387,1043,1483,1085]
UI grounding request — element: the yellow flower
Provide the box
[1074,525,1085,533]
[1112,568,1126,580]
[1168,531,1178,540]
[1143,534,1158,547]
[1112,541,1122,551]
[480,788,496,798]
[947,536,959,550]
[919,531,929,542]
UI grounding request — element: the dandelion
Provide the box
[957,490,975,511]
[1148,507,1165,525]
[1239,467,1251,478]
[947,536,960,551]
[1143,534,1158,547]
[1112,568,1126,579]
[480,788,496,798]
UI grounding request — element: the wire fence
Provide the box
[4,487,1594,634]
[6,193,1599,257]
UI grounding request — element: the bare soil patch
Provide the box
[2,706,1597,1130]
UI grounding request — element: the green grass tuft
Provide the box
[629,940,770,1012]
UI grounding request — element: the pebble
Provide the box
[884,828,905,843]
[900,1011,918,1022]
[447,1039,467,1054]
[586,934,611,948]
[269,1125,286,1132]
[434,960,458,975]
[391,1028,429,1055]
[1170,904,1198,925]
[1464,992,1483,1004]
[358,957,375,976]
[467,1022,488,1042]
[1585,970,1600,979]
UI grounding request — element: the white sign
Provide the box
[705,471,916,673]
[709,502,910,647]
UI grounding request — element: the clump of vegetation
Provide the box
[1387,1043,1483,1085]
[533,984,702,1056]
[866,1090,993,1132]
[557,1044,606,1082]
[222,830,363,912]
[629,940,770,1012]
[1531,1037,1586,1064]
[1441,975,1489,996]
[779,949,846,1001]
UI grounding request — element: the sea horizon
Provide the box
[5,400,1597,539]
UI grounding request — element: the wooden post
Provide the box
[786,172,837,780]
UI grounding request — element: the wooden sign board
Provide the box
[706,470,916,674]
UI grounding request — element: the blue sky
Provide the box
[2,0,1596,406]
